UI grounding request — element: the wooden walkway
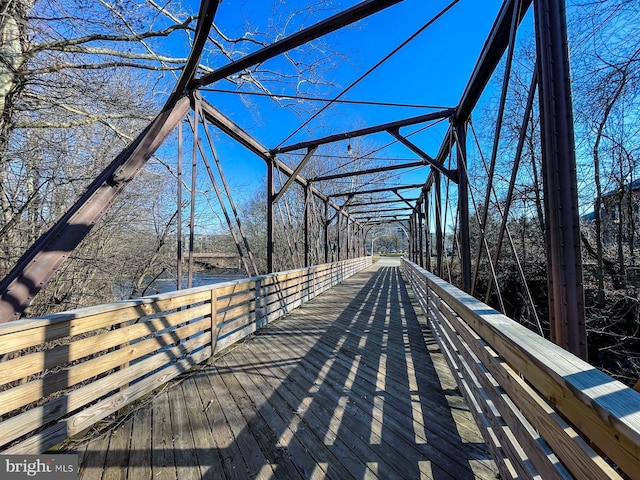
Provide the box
[67,259,497,479]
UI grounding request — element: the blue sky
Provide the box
[181,0,511,210]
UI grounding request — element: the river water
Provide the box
[113,271,247,299]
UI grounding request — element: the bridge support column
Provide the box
[418,200,424,268]
[324,200,329,263]
[337,214,342,261]
[535,0,587,359]
[434,172,443,277]
[456,123,472,293]
[424,186,431,272]
[304,184,310,267]
[267,160,275,273]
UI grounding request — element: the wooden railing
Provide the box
[401,258,640,480]
[0,256,371,454]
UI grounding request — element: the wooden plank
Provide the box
[180,376,226,479]
[263,319,495,478]
[1,339,211,453]
[78,430,110,480]
[426,300,516,480]
[430,295,559,480]
[168,384,201,480]
[246,269,497,479]
[231,343,379,478]
[102,415,132,480]
[227,347,363,480]
[128,405,153,480]
[0,291,212,355]
[0,304,211,386]
[206,364,275,478]
[217,355,306,479]
[0,319,209,416]
[151,392,177,480]
[192,367,247,480]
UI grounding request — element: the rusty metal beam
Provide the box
[456,0,532,123]
[195,0,402,87]
[387,129,457,182]
[274,147,317,203]
[311,160,427,182]
[349,206,412,215]
[0,0,221,322]
[534,0,586,359]
[274,109,454,154]
[0,97,192,322]
[349,197,419,207]
[329,183,423,198]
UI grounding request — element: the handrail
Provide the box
[0,256,372,454]
[401,257,640,480]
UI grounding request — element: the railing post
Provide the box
[210,289,218,357]
[534,0,587,359]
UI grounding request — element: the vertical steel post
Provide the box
[324,200,329,263]
[408,216,414,262]
[418,201,424,267]
[188,113,198,289]
[267,160,275,273]
[304,185,310,267]
[337,214,342,261]
[434,173,443,277]
[345,217,351,260]
[177,120,183,290]
[456,123,472,293]
[534,0,587,359]
[424,186,431,272]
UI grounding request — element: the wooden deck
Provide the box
[67,259,497,479]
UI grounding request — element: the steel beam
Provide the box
[329,183,423,198]
[267,160,275,273]
[349,197,419,207]
[534,0,586,359]
[195,0,402,87]
[0,96,191,322]
[386,129,457,182]
[274,147,317,203]
[311,160,427,182]
[456,0,532,123]
[456,123,471,293]
[274,109,454,154]
[349,206,412,215]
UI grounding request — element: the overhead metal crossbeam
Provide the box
[194,0,403,87]
[328,183,423,198]
[349,197,419,207]
[311,160,427,182]
[273,109,453,154]
[349,206,412,215]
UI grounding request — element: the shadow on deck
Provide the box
[68,259,496,479]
